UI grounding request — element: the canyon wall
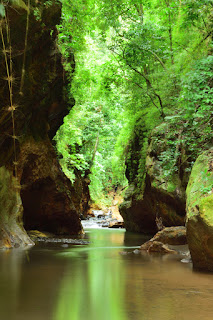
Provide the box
[0,0,83,248]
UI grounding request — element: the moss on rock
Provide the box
[120,122,186,233]
[186,148,213,271]
[0,1,83,247]
[0,167,34,249]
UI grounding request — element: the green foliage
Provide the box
[10,0,29,11]
[152,55,213,182]
[181,56,213,123]
[55,34,129,204]
[0,3,5,17]
[180,55,213,161]
[55,109,89,182]
[0,0,29,17]
[55,0,212,204]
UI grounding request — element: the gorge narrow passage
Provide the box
[0,3,212,320]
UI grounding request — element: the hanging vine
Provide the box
[0,19,18,179]
[0,0,30,182]
[19,0,30,95]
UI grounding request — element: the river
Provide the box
[0,225,213,320]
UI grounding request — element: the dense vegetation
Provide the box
[55,0,213,206]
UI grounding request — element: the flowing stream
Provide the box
[1,224,213,320]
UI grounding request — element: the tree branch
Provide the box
[110,49,165,118]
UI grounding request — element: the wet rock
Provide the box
[186,148,213,271]
[120,179,185,234]
[19,139,82,235]
[97,214,106,219]
[140,240,152,251]
[101,217,124,228]
[109,221,124,229]
[0,167,34,249]
[72,171,91,218]
[91,210,107,219]
[0,0,84,247]
[35,237,89,245]
[181,251,192,264]
[27,229,89,245]
[27,230,54,241]
[139,226,187,255]
[102,222,110,227]
[119,184,158,234]
[133,249,141,254]
[151,226,187,245]
[120,122,187,234]
[141,240,177,254]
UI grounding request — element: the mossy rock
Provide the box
[120,121,187,234]
[141,240,177,254]
[28,230,54,241]
[152,226,187,245]
[0,1,84,246]
[186,148,213,271]
[0,167,34,249]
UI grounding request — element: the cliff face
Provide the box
[120,123,188,234]
[0,0,82,248]
[186,148,213,271]
[120,105,213,234]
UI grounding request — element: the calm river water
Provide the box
[1,227,213,320]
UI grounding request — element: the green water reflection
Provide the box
[0,250,24,319]
[2,229,213,320]
[54,229,127,320]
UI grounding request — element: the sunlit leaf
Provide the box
[0,3,5,17]
[10,0,29,12]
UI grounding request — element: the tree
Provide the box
[55,0,212,205]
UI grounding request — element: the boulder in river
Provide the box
[141,240,177,254]
[151,226,187,245]
[109,221,124,229]
[139,226,187,255]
